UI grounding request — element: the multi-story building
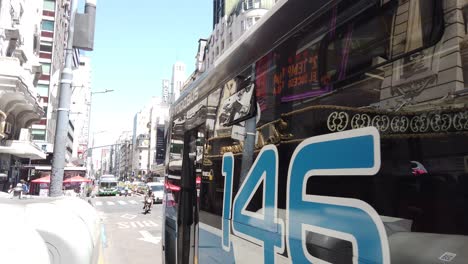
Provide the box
[33,0,80,155]
[117,137,132,181]
[0,0,46,190]
[131,96,169,179]
[162,79,170,104]
[181,39,208,91]
[132,106,150,178]
[133,134,149,177]
[205,0,275,70]
[112,130,132,180]
[69,55,91,165]
[99,148,110,177]
[148,97,169,176]
[171,62,186,102]
[181,0,275,91]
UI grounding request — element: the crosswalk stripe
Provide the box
[129,200,138,204]
[95,201,103,206]
[107,201,115,205]
[117,201,127,205]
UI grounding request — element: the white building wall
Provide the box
[205,2,272,70]
[0,0,42,77]
[131,96,169,176]
[171,62,186,101]
[149,99,169,170]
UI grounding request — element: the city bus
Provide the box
[98,174,118,196]
[163,0,468,263]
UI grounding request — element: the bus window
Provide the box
[322,0,444,85]
[200,67,256,229]
[166,118,184,216]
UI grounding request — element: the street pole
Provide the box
[85,91,93,173]
[49,0,78,197]
[85,90,113,178]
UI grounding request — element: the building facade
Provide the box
[117,138,132,181]
[112,130,132,180]
[171,62,186,102]
[205,0,275,70]
[33,0,79,154]
[148,97,169,176]
[0,0,47,190]
[132,105,150,178]
[131,96,169,179]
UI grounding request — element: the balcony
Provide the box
[0,57,44,131]
[0,139,46,160]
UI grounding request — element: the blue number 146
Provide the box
[222,127,390,264]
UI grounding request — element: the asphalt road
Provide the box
[92,195,163,264]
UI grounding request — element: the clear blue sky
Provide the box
[84,0,213,143]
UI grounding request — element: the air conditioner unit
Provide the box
[4,123,12,134]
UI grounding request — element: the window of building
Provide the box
[33,35,39,52]
[43,0,55,11]
[37,84,49,96]
[247,17,254,29]
[40,44,52,53]
[32,129,46,141]
[41,20,54,32]
[41,63,51,74]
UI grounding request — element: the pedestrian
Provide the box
[21,180,29,195]
[13,183,23,199]
[7,184,13,193]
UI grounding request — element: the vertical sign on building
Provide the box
[162,79,170,103]
[155,125,166,164]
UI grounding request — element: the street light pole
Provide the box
[85,89,114,171]
[49,0,78,197]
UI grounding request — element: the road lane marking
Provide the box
[116,220,159,229]
[121,214,137,220]
[107,201,115,205]
[138,230,161,244]
[117,200,127,205]
[95,201,103,206]
[129,200,138,204]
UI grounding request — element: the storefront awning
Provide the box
[0,140,46,160]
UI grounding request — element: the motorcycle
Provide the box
[143,197,153,214]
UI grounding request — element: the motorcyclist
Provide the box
[143,189,154,212]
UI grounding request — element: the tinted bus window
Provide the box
[200,67,254,229]
[323,0,443,84]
